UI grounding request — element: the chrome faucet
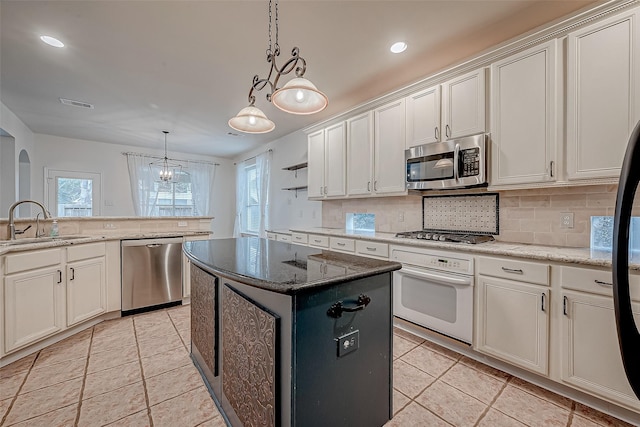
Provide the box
[8,200,51,240]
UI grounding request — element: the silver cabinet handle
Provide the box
[374,181,378,191]
[594,279,613,286]
[501,267,524,274]
[337,242,346,246]
[541,293,546,312]
[324,186,327,195]
[366,247,377,251]
[435,127,439,140]
[367,181,371,192]
[320,186,323,195]
[313,239,322,243]
[563,295,568,316]
[445,124,451,139]
[550,160,555,178]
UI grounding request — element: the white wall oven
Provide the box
[391,245,474,344]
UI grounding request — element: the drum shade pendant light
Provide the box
[150,131,182,182]
[228,0,328,134]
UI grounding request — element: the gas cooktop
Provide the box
[395,230,495,244]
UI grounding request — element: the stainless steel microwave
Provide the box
[405,134,487,190]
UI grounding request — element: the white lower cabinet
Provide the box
[4,265,65,353]
[66,257,106,327]
[476,275,550,375]
[561,290,640,411]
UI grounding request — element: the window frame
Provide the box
[45,168,102,217]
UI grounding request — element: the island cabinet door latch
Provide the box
[326,294,371,318]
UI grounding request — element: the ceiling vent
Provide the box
[59,98,94,109]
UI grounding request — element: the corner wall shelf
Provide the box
[282,162,308,178]
[282,186,308,198]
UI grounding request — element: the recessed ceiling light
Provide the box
[390,41,407,54]
[40,35,64,48]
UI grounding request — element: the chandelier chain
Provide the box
[266,0,280,57]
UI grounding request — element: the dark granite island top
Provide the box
[184,237,401,427]
[184,236,402,294]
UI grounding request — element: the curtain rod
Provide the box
[122,151,220,166]
[235,148,273,165]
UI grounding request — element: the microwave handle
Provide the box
[454,143,460,180]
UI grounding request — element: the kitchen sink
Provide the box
[0,236,91,247]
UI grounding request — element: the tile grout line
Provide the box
[0,351,39,426]
[472,374,512,427]
[132,315,155,427]
[74,327,95,427]
[566,401,576,427]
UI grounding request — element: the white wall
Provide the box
[32,133,236,237]
[234,129,322,232]
[0,102,36,214]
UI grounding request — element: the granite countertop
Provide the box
[0,231,213,256]
[290,227,640,271]
[184,237,402,294]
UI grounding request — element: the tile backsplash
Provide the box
[322,184,638,248]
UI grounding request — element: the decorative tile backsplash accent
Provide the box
[422,193,498,234]
[322,184,640,248]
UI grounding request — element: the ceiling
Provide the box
[0,0,597,159]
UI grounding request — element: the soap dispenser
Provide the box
[50,220,59,237]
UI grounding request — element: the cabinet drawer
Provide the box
[266,232,277,240]
[330,237,355,252]
[67,242,106,262]
[5,248,63,274]
[478,257,549,286]
[561,266,640,301]
[276,234,291,243]
[356,240,389,258]
[291,233,308,245]
[308,234,329,248]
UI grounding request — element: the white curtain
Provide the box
[126,154,158,216]
[233,161,247,237]
[183,160,216,216]
[126,153,216,217]
[255,150,272,238]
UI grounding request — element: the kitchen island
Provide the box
[183,237,402,427]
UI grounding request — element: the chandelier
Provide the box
[228,0,328,134]
[150,131,182,182]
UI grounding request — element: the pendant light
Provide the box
[150,131,182,182]
[228,0,328,134]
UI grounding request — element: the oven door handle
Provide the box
[398,266,472,286]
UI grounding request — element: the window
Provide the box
[245,163,259,234]
[46,169,101,217]
[346,213,375,233]
[150,172,195,217]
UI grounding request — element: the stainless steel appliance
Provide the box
[395,230,494,244]
[121,237,183,315]
[612,120,640,398]
[405,133,487,190]
[391,245,475,343]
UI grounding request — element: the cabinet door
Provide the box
[307,129,325,199]
[4,267,64,353]
[476,275,549,375]
[490,40,557,186]
[324,122,347,198]
[442,68,486,139]
[406,85,441,147]
[67,257,106,327]
[567,8,640,180]
[374,99,407,194]
[347,112,374,196]
[561,291,640,411]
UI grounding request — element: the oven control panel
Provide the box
[390,246,474,275]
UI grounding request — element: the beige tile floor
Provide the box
[0,305,635,427]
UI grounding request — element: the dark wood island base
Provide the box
[184,237,402,427]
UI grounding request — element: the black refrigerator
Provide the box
[612,120,640,399]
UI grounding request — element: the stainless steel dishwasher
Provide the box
[121,237,183,315]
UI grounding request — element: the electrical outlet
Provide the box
[398,211,405,222]
[337,330,359,357]
[560,212,574,229]
[177,221,188,227]
[104,223,116,229]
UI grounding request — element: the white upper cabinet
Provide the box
[405,69,486,149]
[405,85,441,148]
[442,68,487,140]
[566,8,640,180]
[490,40,558,186]
[307,124,347,199]
[307,129,325,199]
[347,112,374,196]
[374,99,408,195]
